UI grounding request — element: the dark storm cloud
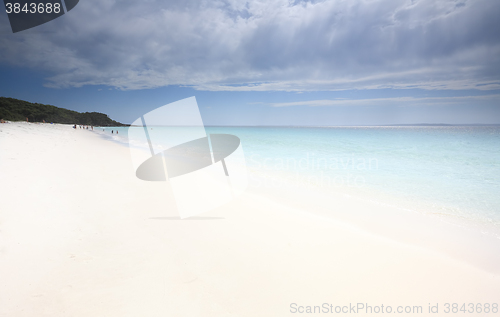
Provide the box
[0,0,499,91]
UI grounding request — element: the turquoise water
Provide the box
[98,126,500,229]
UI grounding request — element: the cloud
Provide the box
[0,0,499,91]
[267,94,500,107]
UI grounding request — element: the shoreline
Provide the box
[96,125,500,235]
[245,176,500,274]
[2,121,500,316]
[95,124,500,269]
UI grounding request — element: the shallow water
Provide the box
[99,125,500,231]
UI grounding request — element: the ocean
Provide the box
[97,125,500,234]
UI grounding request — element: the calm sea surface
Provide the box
[99,126,500,229]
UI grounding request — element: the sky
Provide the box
[0,0,499,125]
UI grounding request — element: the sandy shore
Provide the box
[1,122,499,316]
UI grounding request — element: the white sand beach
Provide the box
[1,122,499,316]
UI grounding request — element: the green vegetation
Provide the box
[0,97,127,126]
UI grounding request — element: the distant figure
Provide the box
[112,130,114,134]
[91,126,93,130]
[0,119,5,123]
[116,131,118,134]
[26,117,28,122]
[86,126,88,130]
[73,124,76,129]
[43,119,45,123]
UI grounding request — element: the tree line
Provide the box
[0,97,128,126]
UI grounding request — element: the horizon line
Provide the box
[120,123,500,127]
